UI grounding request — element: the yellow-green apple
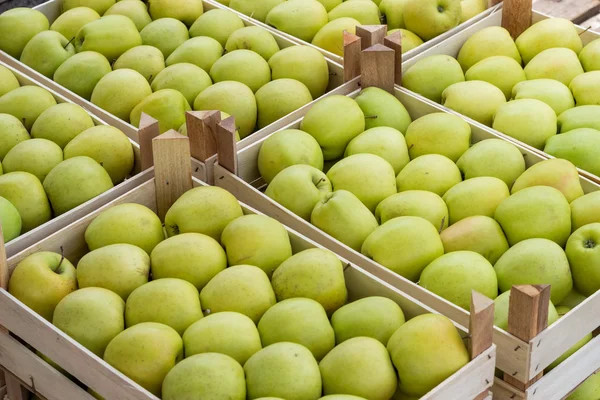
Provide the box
[402,55,465,103]
[62,0,115,14]
[512,79,575,115]
[354,87,412,133]
[512,159,584,203]
[405,112,470,161]
[492,99,557,149]
[320,337,397,400]
[51,7,100,40]
[388,313,469,396]
[379,0,407,29]
[559,289,587,309]
[210,49,270,92]
[104,0,151,31]
[20,31,75,78]
[164,186,243,240]
[570,191,600,231]
[495,238,573,304]
[229,0,285,22]
[0,196,21,242]
[150,233,226,290]
[8,252,77,321]
[227,26,280,61]
[558,105,600,132]
[321,396,368,400]
[443,177,509,225]
[126,278,203,335]
[53,51,112,100]
[162,353,245,400]
[376,190,448,229]
[31,103,95,149]
[0,172,51,232]
[151,63,212,106]
[580,38,600,71]
[460,0,486,23]
[130,89,191,133]
[113,45,165,82]
[200,265,276,323]
[328,0,381,25]
[396,154,462,196]
[442,80,506,126]
[189,8,244,46]
[77,244,150,300]
[265,165,332,221]
[103,322,183,396]
[317,0,342,11]
[344,127,409,175]
[0,65,19,97]
[465,56,526,100]
[75,15,141,62]
[255,79,313,129]
[145,0,203,26]
[570,71,600,105]
[220,214,292,277]
[457,26,521,71]
[331,296,405,345]
[456,139,525,188]
[0,114,29,160]
[392,29,423,53]
[267,0,329,41]
[524,48,584,85]
[0,86,57,130]
[566,372,600,399]
[43,156,113,215]
[516,18,583,65]
[300,95,365,160]
[362,216,444,281]
[493,290,559,331]
[271,248,347,314]
[566,223,600,296]
[91,69,152,121]
[3,139,63,182]
[420,251,498,309]
[312,18,361,56]
[546,328,592,371]
[403,0,460,40]
[246,342,321,399]
[85,203,164,254]
[258,298,334,360]
[53,287,125,356]
[140,18,189,58]
[168,36,223,73]
[545,128,600,177]
[0,8,49,58]
[194,81,257,138]
[183,311,261,364]
[258,129,324,184]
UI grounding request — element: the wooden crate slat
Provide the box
[581,13,600,31]
[533,0,600,24]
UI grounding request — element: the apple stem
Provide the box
[580,26,591,36]
[57,246,65,272]
[64,37,75,49]
[438,217,445,234]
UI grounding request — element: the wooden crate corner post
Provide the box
[343,31,362,82]
[383,30,403,86]
[355,25,388,49]
[216,116,238,176]
[502,0,533,38]
[137,113,161,171]
[469,290,495,400]
[360,44,396,94]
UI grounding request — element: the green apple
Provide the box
[269,46,329,99]
[362,216,444,282]
[189,9,244,46]
[465,56,525,100]
[194,81,257,138]
[3,139,63,182]
[570,71,600,106]
[126,278,203,335]
[183,311,261,364]
[105,0,151,31]
[402,55,465,103]
[130,89,191,133]
[220,214,292,277]
[62,0,115,14]
[63,125,134,184]
[8,251,77,321]
[442,80,506,126]
[31,103,95,149]
[545,128,600,178]
[420,251,498,309]
[516,17,583,65]
[566,372,600,400]
[210,49,270,92]
[103,322,183,396]
[443,177,509,225]
[140,18,189,58]
[492,99,557,149]
[512,79,575,116]
[200,265,276,323]
[493,290,559,331]
[558,105,600,132]
[495,238,573,304]
[258,298,334,360]
[227,26,280,61]
[396,154,462,196]
[164,186,243,240]
[495,186,571,247]
[85,203,164,254]
[301,95,365,160]
[0,65,19,97]
[354,87,412,133]
[150,233,226,290]
[344,127,409,175]
[0,86,57,130]
[441,215,508,264]
[0,196,21,242]
[403,0,461,41]
[229,0,285,22]
[376,190,448,229]
[559,289,587,309]
[456,139,525,188]
[246,342,321,400]
[321,337,396,400]
[258,129,323,184]
[380,0,408,29]
[512,158,584,203]
[145,0,203,26]
[566,223,600,296]
[168,37,223,74]
[460,0,486,23]
[405,112,470,161]
[91,69,152,122]
[0,114,29,160]
[77,243,149,300]
[255,79,313,129]
[0,8,49,58]
[328,0,381,25]
[151,63,211,106]
[331,296,405,345]
[51,7,100,40]
[113,45,165,82]
[316,0,342,11]
[570,191,600,231]
[0,172,51,232]
[53,51,112,100]
[268,0,328,41]
[43,156,113,215]
[53,287,125,357]
[312,17,361,56]
[75,15,141,62]
[271,248,347,314]
[20,30,75,78]
[395,29,423,53]
[162,353,245,400]
[580,38,600,71]
[525,47,584,86]
[457,26,521,71]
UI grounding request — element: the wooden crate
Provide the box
[0,133,496,400]
[213,78,600,400]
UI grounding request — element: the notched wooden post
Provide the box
[185,110,222,162]
[137,113,161,171]
[502,0,533,39]
[384,30,403,86]
[356,25,387,49]
[216,116,238,176]
[469,290,495,360]
[343,31,361,82]
[152,130,193,220]
[360,44,396,93]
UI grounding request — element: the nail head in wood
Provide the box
[138,113,161,171]
[469,290,495,360]
[360,44,396,94]
[356,25,387,49]
[502,0,533,39]
[343,31,362,82]
[186,110,221,162]
[383,30,402,85]
[216,116,238,176]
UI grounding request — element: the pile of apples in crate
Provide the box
[10,186,471,400]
